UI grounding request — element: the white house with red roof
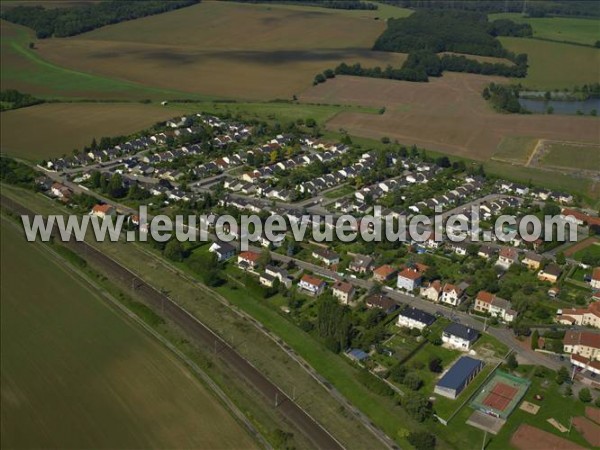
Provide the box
[90,204,116,219]
[298,274,326,296]
[397,268,423,292]
[473,290,517,323]
[556,302,600,329]
[237,251,261,270]
[440,283,464,306]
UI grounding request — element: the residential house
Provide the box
[497,247,519,269]
[440,283,464,306]
[298,274,326,296]
[332,281,355,304]
[50,182,72,200]
[478,245,496,260]
[522,251,543,270]
[556,302,600,329]
[442,323,480,350]
[563,330,600,374]
[90,204,116,219]
[237,251,261,270]
[365,294,398,314]
[312,248,340,266]
[209,240,236,262]
[397,307,436,330]
[448,242,469,256]
[474,291,517,323]
[373,265,397,283]
[349,255,374,274]
[421,280,442,302]
[397,268,423,292]
[538,264,562,284]
[261,265,292,289]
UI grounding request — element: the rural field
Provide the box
[0,216,257,450]
[489,13,600,46]
[500,37,600,89]
[303,74,600,160]
[29,1,409,100]
[0,102,190,160]
[538,141,600,171]
[0,20,199,101]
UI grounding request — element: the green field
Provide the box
[540,141,600,170]
[0,216,257,449]
[572,242,600,262]
[500,37,600,89]
[493,136,539,164]
[484,159,598,206]
[489,13,600,47]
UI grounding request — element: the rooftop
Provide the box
[436,356,483,390]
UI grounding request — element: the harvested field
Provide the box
[0,102,188,160]
[0,21,195,101]
[303,74,600,160]
[585,406,600,425]
[510,424,586,450]
[0,216,258,450]
[33,1,407,100]
[572,416,600,447]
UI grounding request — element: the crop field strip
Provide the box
[0,213,259,450]
[0,194,347,450]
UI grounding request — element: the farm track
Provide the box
[0,195,344,450]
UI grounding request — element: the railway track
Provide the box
[1,195,344,450]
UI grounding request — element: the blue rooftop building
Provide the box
[434,356,484,399]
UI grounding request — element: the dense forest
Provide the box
[1,0,200,39]
[373,10,531,58]
[230,0,377,9]
[0,90,44,111]
[381,0,600,17]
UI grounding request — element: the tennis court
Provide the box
[471,371,530,419]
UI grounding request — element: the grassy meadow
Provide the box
[500,37,600,89]
[493,136,539,164]
[489,13,600,47]
[0,215,257,450]
[540,141,600,171]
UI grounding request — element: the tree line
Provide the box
[482,83,526,113]
[230,0,377,9]
[314,49,527,86]
[373,10,531,58]
[0,89,44,111]
[380,0,600,18]
[1,0,200,39]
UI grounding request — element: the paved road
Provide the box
[1,195,345,450]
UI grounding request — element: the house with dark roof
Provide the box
[209,240,236,262]
[365,294,398,314]
[311,247,340,266]
[442,323,480,350]
[434,356,484,399]
[397,307,436,330]
[538,263,562,284]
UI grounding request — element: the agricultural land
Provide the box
[0,215,258,450]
